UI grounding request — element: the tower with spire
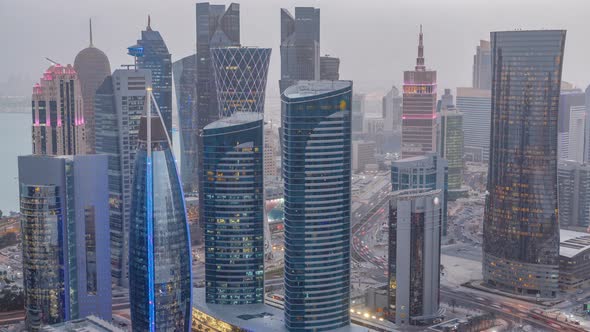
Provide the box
[401,25,438,159]
[74,18,111,154]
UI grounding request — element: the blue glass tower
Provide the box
[203,112,264,305]
[129,115,192,331]
[135,17,173,140]
[282,81,352,331]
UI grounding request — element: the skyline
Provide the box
[2,0,590,99]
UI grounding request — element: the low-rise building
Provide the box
[559,230,590,291]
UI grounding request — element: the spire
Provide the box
[416,24,425,71]
[89,18,94,47]
[147,15,152,31]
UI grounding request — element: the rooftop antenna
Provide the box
[44,57,60,66]
[147,15,152,31]
[89,18,94,47]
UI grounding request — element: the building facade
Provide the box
[19,155,111,331]
[320,55,340,80]
[32,65,86,156]
[352,93,366,133]
[211,47,271,117]
[456,87,491,162]
[557,160,590,229]
[203,112,264,305]
[483,30,566,298]
[401,26,437,158]
[173,54,199,193]
[95,69,152,286]
[558,89,585,160]
[382,86,403,132]
[352,140,376,172]
[388,189,442,326]
[279,7,320,93]
[439,107,463,193]
[74,19,111,154]
[282,81,352,331]
[472,40,491,90]
[135,18,173,140]
[568,105,586,162]
[129,116,192,331]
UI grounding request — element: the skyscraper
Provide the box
[557,160,590,229]
[279,7,320,93]
[95,69,152,286]
[135,17,173,139]
[391,153,448,236]
[19,155,111,331]
[211,47,271,117]
[74,19,111,154]
[483,30,566,298]
[172,54,199,192]
[32,64,86,156]
[196,2,240,223]
[382,86,402,132]
[282,81,352,331]
[203,112,264,305]
[401,26,437,158]
[585,85,590,163]
[352,92,366,133]
[320,55,340,80]
[129,115,192,332]
[439,107,464,195]
[558,89,586,160]
[472,40,491,90]
[388,188,442,326]
[568,105,586,162]
[456,87,491,162]
[264,123,278,180]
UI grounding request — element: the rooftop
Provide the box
[283,80,351,99]
[41,316,123,332]
[203,112,263,130]
[560,230,590,259]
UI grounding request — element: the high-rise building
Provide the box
[391,153,448,236]
[203,112,264,305]
[74,19,111,154]
[558,89,586,160]
[211,47,271,117]
[437,88,453,113]
[134,17,173,139]
[282,81,352,331]
[95,69,152,286]
[32,64,86,156]
[568,106,586,162]
[196,2,241,224]
[129,115,192,331]
[585,85,590,163]
[472,40,491,90]
[557,160,590,229]
[388,188,442,326]
[439,107,463,193]
[264,123,278,179]
[172,54,199,192]
[483,30,566,298]
[401,26,437,158]
[320,55,340,80]
[352,140,376,172]
[382,86,403,132]
[456,87,491,162]
[18,155,111,331]
[352,93,366,133]
[279,7,320,93]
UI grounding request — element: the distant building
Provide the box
[352,93,366,133]
[32,65,86,156]
[95,69,152,287]
[203,112,264,305]
[382,86,402,132]
[585,85,590,163]
[557,160,590,229]
[439,107,464,196]
[472,40,491,90]
[264,123,278,179]
[19,155,111,331]
[279,7,320,93]
[74,19,111,154]
[172,54,198,193]
[438,88,453,112]
[483,30,566,298]
[559,230,590,291]
[129,116,192,331]
[41,316,123,332]
[388,189,442,326]
[135,17,173,139]
[568,105,586,162]
[320,55,340,80]
[402,26,437,158]
[211,47,271,117]
[282,81,352,331]
[391,153,448,236]
[352,140,376,172]
[558,89,585,160]
[456,87,491,162]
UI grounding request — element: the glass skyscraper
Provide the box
[282,81,352,331]
[135,18,173,140]
[483,30,566,298]
[129,116,192,331]
[202,112,264,305]
[439,107,464,195]
[211,47,271,117]
[18,155,111,331]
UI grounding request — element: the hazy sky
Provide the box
[1,0,589,102]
